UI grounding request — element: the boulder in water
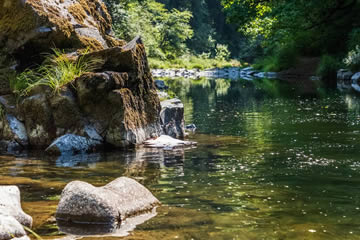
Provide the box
[160,98,185,139]
[56,177,160,228]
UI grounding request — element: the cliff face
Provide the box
[0,0,163,153]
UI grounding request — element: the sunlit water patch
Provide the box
[2,77,360,239]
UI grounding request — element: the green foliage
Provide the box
[253,44,298,72]
[11,49,100,96]
[343,45,360,71]
[222,0,360,68]
[215,44,231,61]
[149,55,240,70]
[105,0,251,62]
[108,0,193,59]
[348,28,360,51]
[317,55,340,80]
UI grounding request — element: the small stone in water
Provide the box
[308,229,316,233]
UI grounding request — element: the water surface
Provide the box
[2,77,360,239]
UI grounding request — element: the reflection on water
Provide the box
[58,209,158,237]
[2,77,360,239]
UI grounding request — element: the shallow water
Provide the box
[2,77,360,239]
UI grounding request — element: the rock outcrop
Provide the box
[0,0,126,94]
[160,98,185,139]
[56,177,160,230]
[0,186,32,240]
[0,0,124,55]
[0,0,163,154]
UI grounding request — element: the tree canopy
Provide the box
[222,0,360,55]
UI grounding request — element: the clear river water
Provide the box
[1,77,360,240]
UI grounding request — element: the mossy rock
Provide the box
[0,0,125,58]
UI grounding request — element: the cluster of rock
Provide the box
[151,67,278,80]
[0,186,32,240]
[0,177,160,238]
[0,0,189,155]
[0,36,164,155]
[337,69,360,92]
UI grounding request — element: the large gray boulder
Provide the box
[56,177,160,228]
[45,133,102,156]
[160,99,185,139]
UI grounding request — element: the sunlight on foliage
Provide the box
[343,45,360,70]
[110,1,193,59]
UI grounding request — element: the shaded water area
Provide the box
[2,77,360,239]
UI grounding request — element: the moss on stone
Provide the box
[68,3,87,25]
[0,1,37,43]
[78,0,112,36]
[105,35,127,48]
[27,0,74,38]
[117,88,145,130]
[78,36,104,52]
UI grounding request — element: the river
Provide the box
[1,77,360,240]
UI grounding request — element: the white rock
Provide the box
[0,215,28,240]
[0,186,32,228]
[144,135,196,149]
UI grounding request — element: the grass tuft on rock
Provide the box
[10,49,102,96]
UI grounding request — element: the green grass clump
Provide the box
[11,49,101,96]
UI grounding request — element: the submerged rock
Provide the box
[160,98,185,139]
[56,177,160,228]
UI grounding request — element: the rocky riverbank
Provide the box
[152,67,278,80]
[337,69,360,92]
